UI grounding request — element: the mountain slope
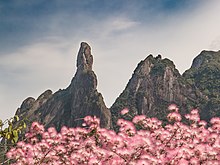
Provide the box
[183,50,220,121]
[110,54,208,129]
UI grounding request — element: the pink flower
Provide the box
[7,111,220,164]
[210,117,220,125]
[132,115,146,124]
[190,157,199,164]
[120,108,129,115]
[198,120,207,127]
[191,109,199,115]
[178,159,189,165]
[167,112,182,122]
[168,104,178,112]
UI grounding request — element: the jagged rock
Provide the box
[110,55,207,130]
[77,42,93,71]
[15,42,111,130]
[14,42,220,132]
[19,97,35,112]
[15,90,53,120]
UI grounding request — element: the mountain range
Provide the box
[15,42,220,130]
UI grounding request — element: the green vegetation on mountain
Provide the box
[183,50,220,120]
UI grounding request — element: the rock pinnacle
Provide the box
[77,42,93,71]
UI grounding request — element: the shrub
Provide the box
[6,106,220,164]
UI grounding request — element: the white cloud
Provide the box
[107,17,139,31]
[210,36,220,50]
[85,1,220,107]
[0,37,78,120]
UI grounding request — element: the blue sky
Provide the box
[1,0,220,121]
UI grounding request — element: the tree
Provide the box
[6,105,220,164]
[0,116,26,164]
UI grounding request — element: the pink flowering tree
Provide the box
[6,105,220,164]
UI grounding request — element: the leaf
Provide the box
[12,136,18,143]
[18,126,23,131]
[8,124,12,132]
[0,119,3,127]
[14,115,19,122]
[23,122,27,129]
[6,132,11,140]
[12,130,18,137]
[4,127,9,133]
[11,130,19,143]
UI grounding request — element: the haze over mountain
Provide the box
[15,42,220,131]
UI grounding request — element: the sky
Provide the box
[0,0,220,121]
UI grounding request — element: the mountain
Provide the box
[183,50,220,121]
[111,50,220,129]
[110,54,208,129]
[15,42,111,130]
[15,42,220,131]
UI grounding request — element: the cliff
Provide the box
[110,54,208,129]
[15,42,111,130]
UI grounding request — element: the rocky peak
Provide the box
[19,97,35,113]
[15,42,111,131]
[183,50,220,120]
[191,50,220,69]
[15,89,53,123]
[76,42,93,71]
[130,55,179,89]
[36,90,53,103]
[70,42,97,91]
[111,54,204,130]
[132,55,154,77]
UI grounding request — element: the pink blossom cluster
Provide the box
[6,106,220,164]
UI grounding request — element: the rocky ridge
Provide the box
[15,43,220,131]
[110,54,207,129]
[15,42,111,130]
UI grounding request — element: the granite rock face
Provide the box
[15,42,111,130]
[110,55,207,129]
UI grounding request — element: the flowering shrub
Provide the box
[6,106,220,164]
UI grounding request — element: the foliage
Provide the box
[6,105,220,164]
[150,58,179,77]
[0,116,26,144]
[0,116,27,164]
[182,51,220,121]
[183,51,220,99]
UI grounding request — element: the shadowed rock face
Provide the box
[15,42,111,131]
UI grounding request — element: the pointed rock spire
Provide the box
[77,42,93,71]
[15,42,111,131]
